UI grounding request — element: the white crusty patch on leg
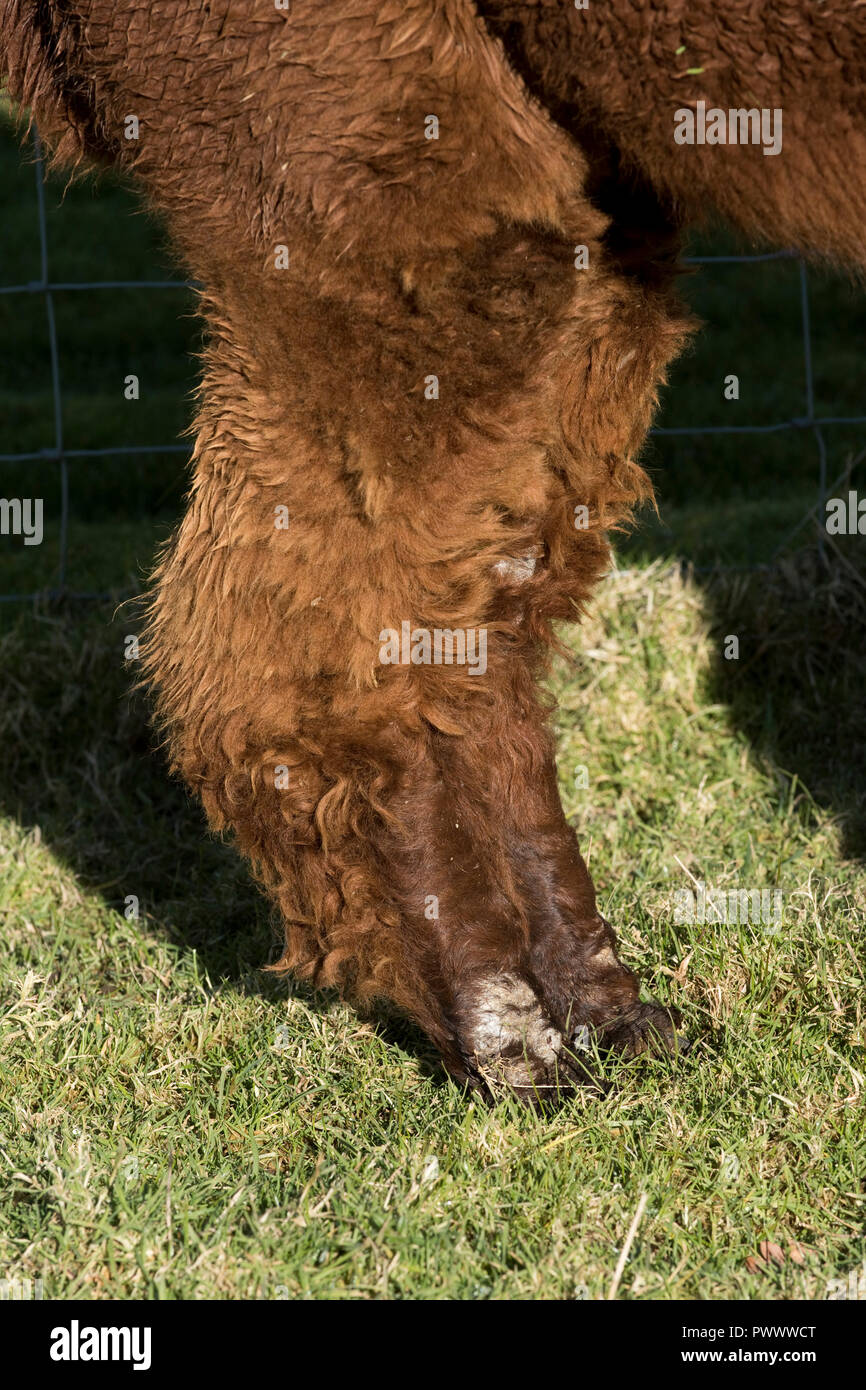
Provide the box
[492,547,540,584]
[592,943,619,970]
[464,973,562,1089]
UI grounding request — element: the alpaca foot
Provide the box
[593,1000,686,1060]
[458,972,605,1104]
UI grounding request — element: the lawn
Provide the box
[0,106,864,1301]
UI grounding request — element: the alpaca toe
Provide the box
[594,1000,684,1060]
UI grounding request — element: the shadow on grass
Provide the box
[695,537,866,860]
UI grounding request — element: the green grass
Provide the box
[0,104,865,1302]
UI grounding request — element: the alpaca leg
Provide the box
[379,741,602,1100]
[514,765,683,1060]
[415,650,683,1068]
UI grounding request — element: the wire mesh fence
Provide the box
[2,124,865,603]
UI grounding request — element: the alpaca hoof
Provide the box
[595,1000,684,1060]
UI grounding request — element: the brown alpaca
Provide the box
[2,1,864,1100]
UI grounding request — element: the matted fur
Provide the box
[2,1,864,1097]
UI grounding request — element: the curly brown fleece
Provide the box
[2,1,864,1098]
